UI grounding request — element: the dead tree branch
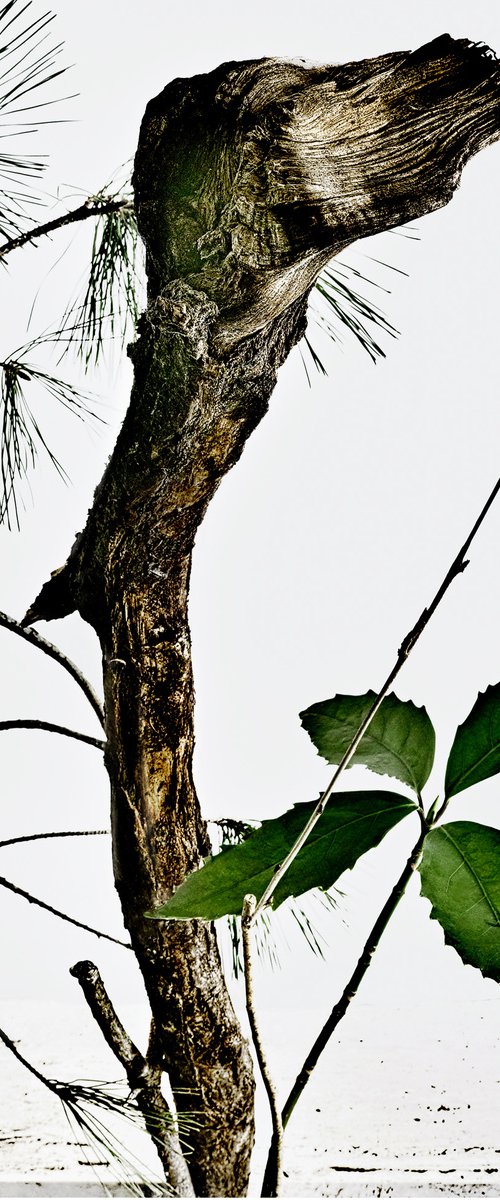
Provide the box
[0,610,104,727]
[242,895,283,1198]
[0,873,131,948]
[0,718,105,750]
[0,197,133,260]
[0,829,108,849]
[70,960,195,1196]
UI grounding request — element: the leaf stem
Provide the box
[253,471,500,920]
[284,822,428,1125]
[241,895,283,1198]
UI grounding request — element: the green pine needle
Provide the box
[0,1,74,238]
[56,1078,181,1196]
[306,250,404,374]
[210,818,338,978]
[0,350,101,528]
[58,195,143,367]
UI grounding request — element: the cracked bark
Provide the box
[23,36,500,1197]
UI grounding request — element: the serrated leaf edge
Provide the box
[445,683,500,799]
[419,824,500,981]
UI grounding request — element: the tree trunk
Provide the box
[24,36,500,1196]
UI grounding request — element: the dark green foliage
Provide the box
[445,683,500,798]
[148,790,416,920]
[300,691,435,794]
[419,821,500,982]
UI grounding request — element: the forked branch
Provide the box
[70,960,195,1196]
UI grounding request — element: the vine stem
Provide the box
[242,895,283,1198]
[260,820,429,1194]
[0,197,133,260]
[0,610,104,727]
[252,470,500,921]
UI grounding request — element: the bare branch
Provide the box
[0,873,131,948]
[70,959,149,1078]
[0,609,104,727]
[0,1024,59,1094]
[0,1021,173,1192]
[0,196,133,260]
[70,960,195,1197]
[0,717,105,749]
[241,895,283,1198]
[253,471,500,920]
[0,828,108,849]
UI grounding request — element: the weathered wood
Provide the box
[23,37,500,1196]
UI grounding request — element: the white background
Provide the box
[1,0,500,1178]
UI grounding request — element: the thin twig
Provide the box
[260,821,429,1194]
[0,197,133,260]
[0,873,131,948]
[70,960,195,1197]
[0,829,108,849]
[0,718,105,749]
[0,1024,59,1093]
[0,1021,172,1193]
[0,610,104,727]
[241,895,283,1198]
[253,472,500,920]
[285,822,427,1125]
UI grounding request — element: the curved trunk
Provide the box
[99,294,307,1195]
[24,35,500,1196]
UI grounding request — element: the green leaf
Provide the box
[147,790,417,920]
[445,684,500,799]
[300,691,435,795]
[418,821,500,982]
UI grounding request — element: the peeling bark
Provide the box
[24,37,500,1197]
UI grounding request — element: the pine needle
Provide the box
[306,249,404,375]
[0,1,74,238]
[56,1079,178,1196]
[209,818,338,978]
[0,350,101,528]
[58,194,143,367]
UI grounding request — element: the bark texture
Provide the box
[24,36,500,1197]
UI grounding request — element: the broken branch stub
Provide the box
[134,37,500,350]
[25,37,500,627]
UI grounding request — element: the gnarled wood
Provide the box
[23,37,500,1196]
